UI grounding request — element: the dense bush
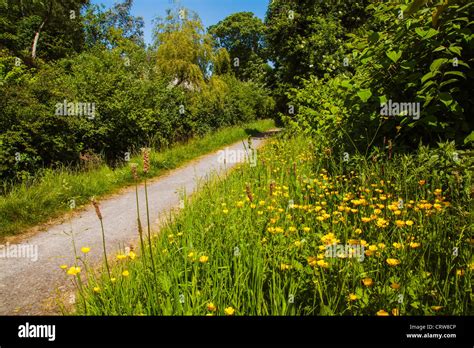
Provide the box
[0,8,275,185]
[282,0,474,153]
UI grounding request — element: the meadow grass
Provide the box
[71,135,472,316]
[0,119,275,239]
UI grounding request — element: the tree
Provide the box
[265,0,370,111]
[154,8,213,88]
[212,47,231,75]
[82,0,145,49]
[0,0,88,62]
[208,12,268,81]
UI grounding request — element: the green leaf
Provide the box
[448,46,462,56]
[421,71,435,83]
[386,50,402,63]
[357,89,372,102]
[444,71,466,79]
[439,92,453,106]
[415,28,438,39]
[430,58,448,72]
[420,80,436,91]
[368,31,380,43]
[464,131,474,144]
[405,0,428,16]
[440,78,459,88]
[340,80,353,89]
[415,27,425,37]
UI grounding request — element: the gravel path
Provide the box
[0,131,277,315]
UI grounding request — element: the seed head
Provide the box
[91,197,102,220]
[130,163,138,180]
[141,148,150,173]
[246,184,253,202]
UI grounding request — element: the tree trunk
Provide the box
[31,20,46,59]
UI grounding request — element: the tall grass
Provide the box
[0,119,275,238]
[71,135,472,316]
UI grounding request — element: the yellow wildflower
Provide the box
[393,242,403,249]
[316,260,329,268]
[390,282,400,290]
[224,307,235,316]
[376,218,389,228]
[386,258,401,266]
[81,247,91,254]
[67,266,81,276]
[307,256,317,267]
[362,278,373,287]
[395,220,405,227]
[348,293,358,301]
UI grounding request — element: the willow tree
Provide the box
[154,8,213,88]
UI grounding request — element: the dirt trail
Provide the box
[0,130,277,315]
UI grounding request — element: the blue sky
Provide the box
[90,0,270,45]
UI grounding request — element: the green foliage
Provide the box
[0,6,275,184]
[265,0,370,81]
[75,136,472,315]
[208,12,268,82]
[0,0,88,61]
[82,0,145,49]
[154,8,213,88]
[283,0,474,150]
[0,120,275,238]
[265,0,371,112]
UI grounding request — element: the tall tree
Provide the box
[154,8,213,88]
[0,0,88,61]
[265,0,370,110]
[82,0,144,48]
[208,12,268,81]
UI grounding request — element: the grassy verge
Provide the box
[0,119,275,239]
[72,135,471,315]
